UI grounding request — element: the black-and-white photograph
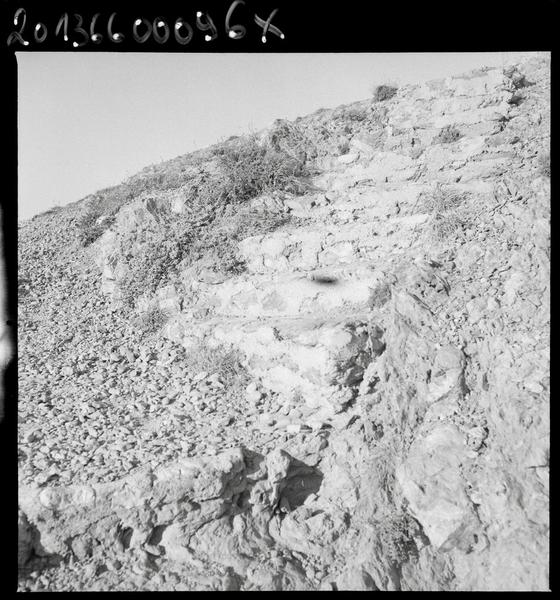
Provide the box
[14,48,550,591]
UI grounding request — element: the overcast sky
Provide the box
[17,52,535,220]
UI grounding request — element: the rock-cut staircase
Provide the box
[100,65,521,420]
[163,180,415,417]
[18,57,550,591]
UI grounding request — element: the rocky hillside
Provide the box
[18,56,550,591]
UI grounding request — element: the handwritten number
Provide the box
[174,18,193,45]
[225,0,246,39]
[55,13,69,41]
[6,6,285,48]
[90,13,103,44]
[55,13,88,47]
[132,17,152,43]
[255,9,285,43]
[195,11,218,42]
[108,13,124,43]
[71,14,89,48]
[153,18,170,44]
[6,8,29,46]
[34,22,47,44]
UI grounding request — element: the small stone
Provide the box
[179,440,192,451]
[286,423,303,434]
[25,430,40,443]
[84,563,96,578]
[306,419,326,432]
[525,381,544,394]
[259,413,275,426]
[320,580,337,591]
[39,488,63,509]
[245,382,263,403]
[274,417,291,429]
[131,564,147,576]
[338,153,359,164]
[304,493,318,506]
[487,297,500,311]
[106,558,122,572]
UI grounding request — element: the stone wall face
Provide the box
[18,56,549,591]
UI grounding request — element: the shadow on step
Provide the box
[310,274,338,285]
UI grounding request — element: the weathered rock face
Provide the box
[18,56,549,591]
[18,447,324,590]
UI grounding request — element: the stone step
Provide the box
[388,97,511,132]
[237,213,429,275]
[261,180,422,220]
[263,181,424,226]
[385,69,513,123]
[313,151,420,191]
[185,261,386,319]
[285,175,493,228]
[165,312,385,415]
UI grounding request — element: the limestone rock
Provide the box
[396,425,480,551]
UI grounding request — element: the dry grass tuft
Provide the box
[136,306,168,336]
[434,124,462,144]
[184,339,250,391]
[373,84,398,102]
[421,184,473,241]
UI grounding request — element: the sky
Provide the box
[17,52,535,220]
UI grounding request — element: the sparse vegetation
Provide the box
[338,140,350,155]
[374,511,420,565]
[43,205,62,215]
[214,134,308,202]
[264,102,391,169]
[373,84,398,102]
[120,202,294,308]
[119,226,192,308]
[118,135,303,308]
[503,66,530,90]
[137,306,168,336]
[265,120,317,165]
[187,204,293,275]
[421,184,473,241]
[76,185,137,246]
[434,125,462,144]
[77,209,117,246]
[422,184,468,214]
[345,106,368,121]
[184,339,250,391]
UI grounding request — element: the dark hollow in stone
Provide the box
[311,275,338,285]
